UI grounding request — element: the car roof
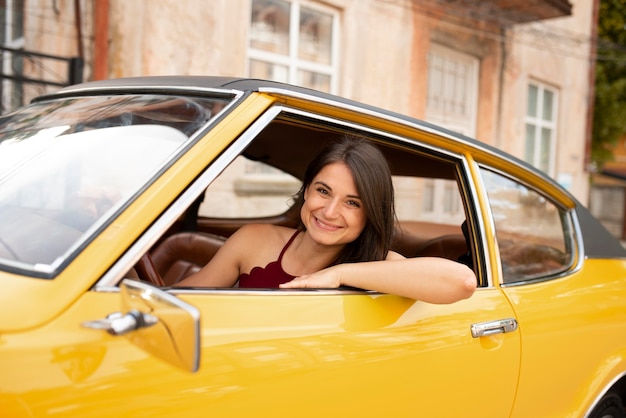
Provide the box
[41,78,483,150]
[40,76,569,192]
[39,78,554,177]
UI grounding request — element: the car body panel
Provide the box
[504,258,626,417]
[1,287,519,417]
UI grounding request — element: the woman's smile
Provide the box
[312,215,343,231]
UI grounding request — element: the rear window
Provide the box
[480,168,575,284]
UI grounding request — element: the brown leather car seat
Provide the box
[414,234,468,261]
[151,232,226,285]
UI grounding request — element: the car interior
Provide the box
[131,111,480,289]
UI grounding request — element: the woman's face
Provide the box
[301,162,367,247]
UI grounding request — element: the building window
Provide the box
[525,82,558,175]
[249,0,338,93]
[426,44,478,136]
[420,45,475,224]
[0,0,25,113]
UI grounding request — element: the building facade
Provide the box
[8,0,596,208]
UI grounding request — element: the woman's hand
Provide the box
[279,265,343,289]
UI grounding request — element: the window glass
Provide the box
[1,0,23,45]
[426,44,478,136]
[1,0,25,112]
[524,123,535,163]
[249,0,338,93]
[540,127,551,171]
[0,94,231,274]
[542,89,554,121]
[249,59,289,83]
[525,82,558,175]
[250,0,290,54]
[297,69,330,92]
[480,168,574,284]
[298,6,332,64]
[526,84,538,117]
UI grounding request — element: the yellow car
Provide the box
[1,77,625,418]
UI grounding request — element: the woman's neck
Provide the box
[285,230,343,276]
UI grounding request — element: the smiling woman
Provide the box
[175,138,477,303]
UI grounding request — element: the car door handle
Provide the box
[471,318,518,338]
[83,309,158,336]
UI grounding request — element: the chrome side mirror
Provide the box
[83,279,200,372]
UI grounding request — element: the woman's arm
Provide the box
[173,225,259,287]
[279,253,477,303]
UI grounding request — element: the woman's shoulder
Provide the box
[229,224,298,269]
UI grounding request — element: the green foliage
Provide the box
[593,0,626,166]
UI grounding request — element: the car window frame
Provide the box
[95,105,488,293]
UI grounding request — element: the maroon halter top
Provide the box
[238,230,299,288]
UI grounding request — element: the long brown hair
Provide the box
[293,137,395,264]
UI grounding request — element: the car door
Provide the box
[0,279,520,417]
[478,167,626,417]
[176,287,520,416]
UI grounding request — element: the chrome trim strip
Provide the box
[470,160,502,287]
[93,285,377,296]
[168,288,376,296]
[583,371,626,418]
[38,85,245,101]
[461,158,494,288]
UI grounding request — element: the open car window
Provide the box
[143,109,482,290]
[200,157,301,218]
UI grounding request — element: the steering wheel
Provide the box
[134,253,166,287]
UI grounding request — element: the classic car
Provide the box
[1,76,626,417]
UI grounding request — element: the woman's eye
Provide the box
[347,200,361,208]
[316,187,329,195]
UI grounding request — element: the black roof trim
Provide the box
[575,202,626,258]
[600,168,626,181]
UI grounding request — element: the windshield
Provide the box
[0,94,232,276]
